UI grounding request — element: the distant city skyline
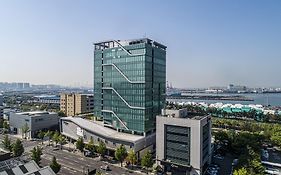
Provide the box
[1,1,281,88]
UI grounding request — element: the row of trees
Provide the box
[30,146,61,174]
[2,134,61,174]
[76,137,154,170]
[2,135,24,156]
[214,130,265,175]
[35,131,153,173]
[213,117,281,147]
[19,103,60,112]
[36,130,66,148]
[113,144,153,170]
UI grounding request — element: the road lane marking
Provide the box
[41,156,83,173]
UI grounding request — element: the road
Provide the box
[0,134,139,175]
[212,153,234,175]
[41,146,136,175]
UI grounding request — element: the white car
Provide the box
[100,165,110,171]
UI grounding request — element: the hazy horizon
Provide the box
[1,1,281,88]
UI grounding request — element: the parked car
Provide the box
[53,147,59,151]
[100,165,110,171]
[213,154,224,160]
[84,150,92,157]
[206,164,220,175]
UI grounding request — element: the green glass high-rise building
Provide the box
[94,38,166,136]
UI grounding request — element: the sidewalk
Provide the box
[100,157,153,175]
[43,141,155,175]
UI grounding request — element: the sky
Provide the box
[0,1,280,88]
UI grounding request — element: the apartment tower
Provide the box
[60,93,94,116]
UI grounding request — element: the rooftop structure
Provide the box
[16,111,56,116]
[162,108,188,118]
[94,38,166,51]
[0,160,55,175]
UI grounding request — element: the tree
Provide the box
[52,132,60,146]
[3,120,9,133]
[96,141,106,157]
[95,171,104,175]
[58,135,66,150]
[126,149,137,168]
[141,151,153,171]
[249,159,265,175]
[12,139,24,157]
[50,156,61,174]
[115,144,127,167]
[233,167,249,175]
[21,123,29,139]
[39,104,48,111]
[37,130,45,144]
[58,111,66,117]
[31,146,43,165]
[85,137,95,153]
[2,135,12,151]
[44,131,53,146]
[214,130,229,144]
[76,137,85,152]
[0,119,4,128]
[271,132,281,147]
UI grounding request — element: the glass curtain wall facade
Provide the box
[94,39,166,135]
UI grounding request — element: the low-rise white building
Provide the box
[60,117,155,158]
[9,111,59,138]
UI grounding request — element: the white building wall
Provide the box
[156,115,212,175]
[60,117,156,158]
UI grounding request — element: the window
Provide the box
[35,118,44,122]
